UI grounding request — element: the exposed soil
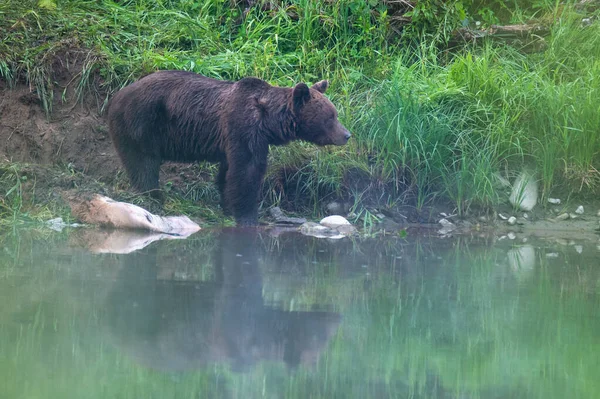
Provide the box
[0,47,118,183]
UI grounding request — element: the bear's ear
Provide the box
[311,80,328,93]
[292,83,311,111]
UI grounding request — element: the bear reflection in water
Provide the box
[104,229,341,372]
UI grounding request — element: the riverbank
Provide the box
[1,0,599,232]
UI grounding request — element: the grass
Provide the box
[1,0,599,222]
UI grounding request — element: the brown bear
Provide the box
[107,70,351,226]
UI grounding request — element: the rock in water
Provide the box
[269,207,307,225]
[300,222,345,239]
[301,215,356,239]
[509,171,538,211]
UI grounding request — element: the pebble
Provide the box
[548,198,561,204]
[507,216,517,225]
[574,245,583,254]
[439,218,456,228]
[546,253,559,258]
[575,205,584,214]
[498,213,508,220]
[555,213,570,221]
[569,213,578,220]
[507,232,516,240]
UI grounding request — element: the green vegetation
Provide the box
[1,0,599,221]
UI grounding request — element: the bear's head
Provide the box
[291,81,351,146]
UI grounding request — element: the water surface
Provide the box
[1,227,599,399]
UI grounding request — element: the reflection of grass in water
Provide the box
[2,233,600,398]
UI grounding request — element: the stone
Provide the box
[574,245,583,254]
[545,252,559,258]
[509,170,538,211]
[300,222,345,239]
[438,218,456,235]
[269,207,307,225]
[498,213,508,220]
[575,205,584,214]
[46,217,82,232]
[507,232,516,240]
[555,213,570,221]
[320,215,352,228]
[507,216,517,225]
[569,213,578,220]
[548,198,561,204]
[438,218,456,228]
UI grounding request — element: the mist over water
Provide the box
[1,227,599,399]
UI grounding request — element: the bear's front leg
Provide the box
[224,154,267,226]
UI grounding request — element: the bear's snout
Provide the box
[332,127,351,146]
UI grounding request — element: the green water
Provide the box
[1,227,599,399]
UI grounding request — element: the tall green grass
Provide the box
[1,0,599,219]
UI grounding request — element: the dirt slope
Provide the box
[0,48,118,183]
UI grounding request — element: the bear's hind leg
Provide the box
[215,160,232,216]
[121,152,163,201]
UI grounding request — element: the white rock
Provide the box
[507,232,516,240]
[548,198,561,204]
[498,213,508,220]
[507,216,517,225]
[545,252,559,258]
[509,171,538,211]
[574,245,583,254]
[319,215,351,228]
[575,205,584,214]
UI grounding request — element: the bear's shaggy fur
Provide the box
[108,71,351,225]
